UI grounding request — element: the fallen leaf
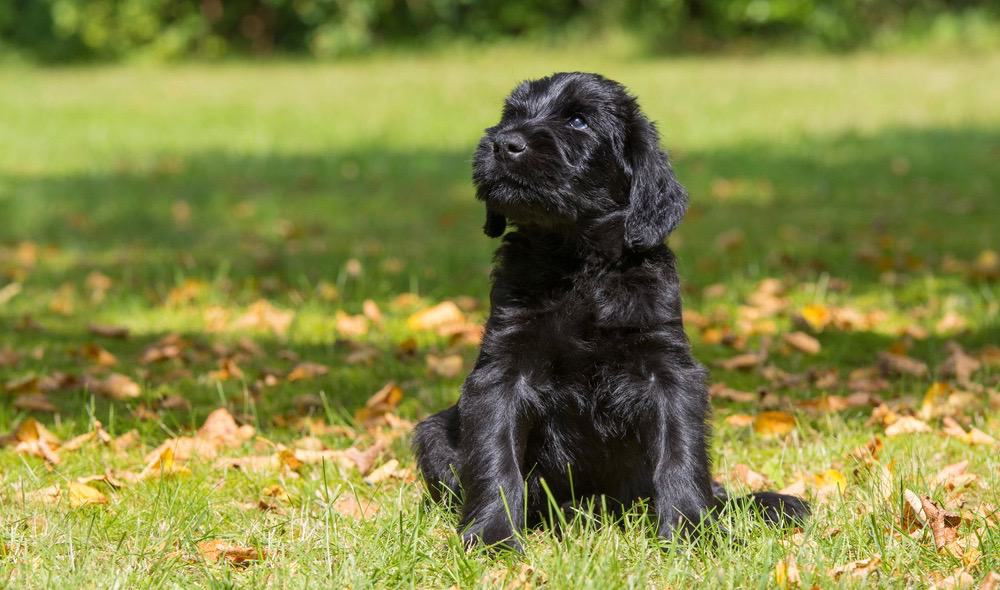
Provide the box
[797,304,832,332]
[426,354,463,378]
[335,311,368,337]
[731,464,770,491]
[921,496,963,551]
[197,408,255,447]
[942,417,998,446]
[725,414,755,427]
[87,323,129,339]
[139,446,191,480]
[406,301,465,331]
[88,373,142,400]
[287,362,329,382]
[784,331,821,355]
[355,382,404,426]
[828,555,881,580]
[710,383,757,403]
[813,469,847,503]
[334,495,379,519]
[363,459,412,485]
[779,477,808,497]
[10,418,61,464]
[26,484,62,504]
[753,411,796,437]
[718,353,764,371]
[232,299,294,337]
[362,299,383,323]
[878,351,929,378]
[885,416,931,437]
[13,393,57,413]
[979,571,1000,590]
[197,540,265,565]
[902,489,927,532]
[67,482,108,508]
[774,555,801,590]
[933,461,978,492]
[920,382,953,420]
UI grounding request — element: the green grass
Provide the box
[1,44,998,588]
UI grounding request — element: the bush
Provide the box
[0,0,997,61]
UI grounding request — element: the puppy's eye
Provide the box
[568,115,588,130]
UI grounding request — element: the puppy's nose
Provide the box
[493,132,528,157]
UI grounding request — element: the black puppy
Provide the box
[413,72,808,550]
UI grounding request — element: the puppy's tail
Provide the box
[711,481,810,526]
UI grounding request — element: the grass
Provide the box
[1,44,998,588]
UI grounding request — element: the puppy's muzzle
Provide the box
[492,131,528,159]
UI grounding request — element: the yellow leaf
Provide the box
[885,415,931,437]
[197,539,265,564]
[798,304,831,332]
[920,382,953,420]
[68,482,108,508]
[753,411,796,437]
[725,414,755,428]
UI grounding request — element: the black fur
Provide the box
[413,72,808,550]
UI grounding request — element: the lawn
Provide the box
[0,45,998,588]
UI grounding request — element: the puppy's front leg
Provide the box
[456,368,531,550]
[644,369,716,542]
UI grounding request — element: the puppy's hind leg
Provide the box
[413,405,462,504]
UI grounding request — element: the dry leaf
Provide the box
[139,446,191,479]
[753,411,796,437]
[731,464,770,491]
[829,555,881,580]
[355,382,404,425]
[710,383,757,403]
[779,477,808,497]
[334,495,380,520]
[197,540,265,565]
[717,352,764,371]
[335,311,368,337]
[362,299,383,323]
[885,416,931,437]
[232,299,294,337]
[67,482,108,508]
[89,373,142,400]
[287,362,329,382]
[725,414,755,428]
[878,351,929,378]
[921,496,963,551]
[26,484,62,504]
[784,331,821,355]
[933,461,979,491]
[942,417,998,446]
[774,555,801,590]
[426,354,463,378]
[10,418,61,464]
[921,382,953,420]
[13,393,57,413]
[363,459,412,485]
[197,408,255,447]
[406,301,465,331]
[88,323,129,339]
[813,469,847,503]
[979,571,1000,590]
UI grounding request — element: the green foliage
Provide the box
[0,0,998,61]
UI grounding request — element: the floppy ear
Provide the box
[483,208,507,238]
[623,112,688,251]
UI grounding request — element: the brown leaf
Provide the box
[88,373,142,400]
[979,571,1000,590]
[709,383,757,403]
[334,495,379,520]
[933,461,979,491]
[10,418,61,464]
[779,477,808,497]
[878,351,929,378]
[406,301,465,331]
[940,342,982,386]
[197,408,255,447]
[67,482,108,508]
[13,393,57,413]
[79,343,118,367]
[784,331,821,355]
[753,411,796,437]
[26,484,62,504]
[717,353,764,371]
[828,555,881,580]
[902,489,927,532]
[942,417,998,446]
[426,354,463,378]
[885,416,931,437]
[287,361,329,382]
[774,555,801,590]
[921,496,963,551]
[355,382,404,426]
[139,446,191,480]
[362,459,413,485]
[197,539,266,565]
[362,299,383,323]
[731,464,770,491]
[87,323,130,339]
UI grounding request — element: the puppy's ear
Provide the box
[623,112,688,251]
[483,208,507,238]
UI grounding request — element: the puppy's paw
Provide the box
[460,516,523,552]
[747,492,810,525]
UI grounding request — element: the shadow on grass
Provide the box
[0,124,998,426]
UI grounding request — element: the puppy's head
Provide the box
[473,72,687,251]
